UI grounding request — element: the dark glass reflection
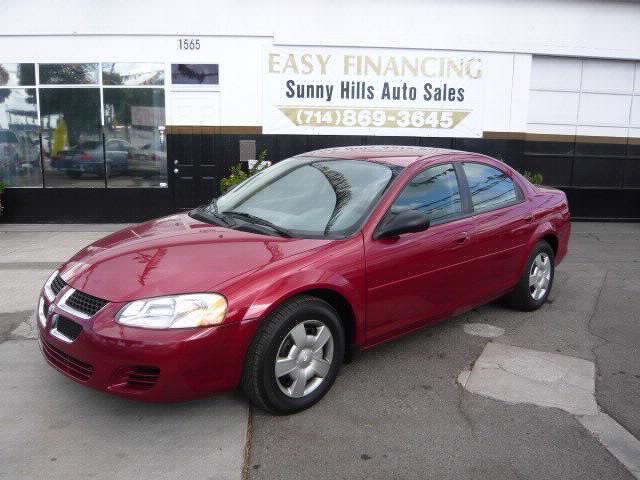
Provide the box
[463,163,517,213]
[171,64,219,85]
[102,63,165,86]
[39,64,99,85]
[392,164,462,223]
[103,88,167,187]
[39,88,103,187]
[0,64,35,86]
[0,88,41,187]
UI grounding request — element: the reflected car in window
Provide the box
[51,139,130,178]
[37,146,571,414]
[0,129,21,177]
[127,141,167,178]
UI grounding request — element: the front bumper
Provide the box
[38,293,260,403]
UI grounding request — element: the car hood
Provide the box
[59,213,331,302]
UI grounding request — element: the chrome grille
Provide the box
[51,274,66,296]
[54,316,83,341]
[65,290,108,317]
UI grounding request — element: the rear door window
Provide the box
[463,163,520,213]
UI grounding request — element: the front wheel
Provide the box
[507,241,555,311]
[242,295,345,414]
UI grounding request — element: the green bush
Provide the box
[0,181,5,194]
[220,164,249,194]
[523,171,544,185]
[220,148,269,194]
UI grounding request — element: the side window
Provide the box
[463,163,519,213]
[391,163,463,224]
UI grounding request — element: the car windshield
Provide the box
[195,157,398,238]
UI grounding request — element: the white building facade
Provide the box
[1,0,639,221]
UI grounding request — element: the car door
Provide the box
[459,160,536,302]
[108,140,129,170]
[364,162,477,342]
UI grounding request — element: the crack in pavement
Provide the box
[0,310,35,343]
[456,385,477,436]
[459,342,640,478]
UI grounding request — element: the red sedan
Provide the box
[38,146,570,413]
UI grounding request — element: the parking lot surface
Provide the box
[0,224,248,480]
[1,222,638,480]
[247,222,640,480]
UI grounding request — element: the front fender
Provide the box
[221,236,367,344]
[244,268,364,338]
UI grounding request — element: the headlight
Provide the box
[43,270,59,301]
[116,293,228,329]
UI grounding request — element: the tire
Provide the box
[507,241,555,311]
[242,295,345,414]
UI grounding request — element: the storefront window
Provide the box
[102,63,165,86]
[0,63,36,86]
[0,88,41,187]
[40,88,103,187]
[2,62,169,190]
[103,88,167,187]
[39,63,99,85]
[171,64,219,85]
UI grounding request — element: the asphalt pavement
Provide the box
[0,221,638,480]
[0,224,249,480]
[247,222,640,480]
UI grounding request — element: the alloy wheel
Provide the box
[274,320,334,398]
[529,252,551,301]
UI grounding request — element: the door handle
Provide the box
[454,232,470,244]
[524,214,534,223]
[173,168,179,174]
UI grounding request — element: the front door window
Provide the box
[390,163,463,225]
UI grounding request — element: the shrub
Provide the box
[523,171,544,185]
[220,148,270,194]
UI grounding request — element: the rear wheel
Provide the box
[242,295,345,414]
[507,241,555,311]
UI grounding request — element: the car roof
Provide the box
[297,145,465,167]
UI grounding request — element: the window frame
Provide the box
[458,160,525,216]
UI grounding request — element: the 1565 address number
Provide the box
[178,38,201,50]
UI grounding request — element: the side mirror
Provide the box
[374,209,430,240]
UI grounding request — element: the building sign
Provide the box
[263,47,484,137]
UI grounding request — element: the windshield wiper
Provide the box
[223,211,292,238]
[190,202,235,227]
